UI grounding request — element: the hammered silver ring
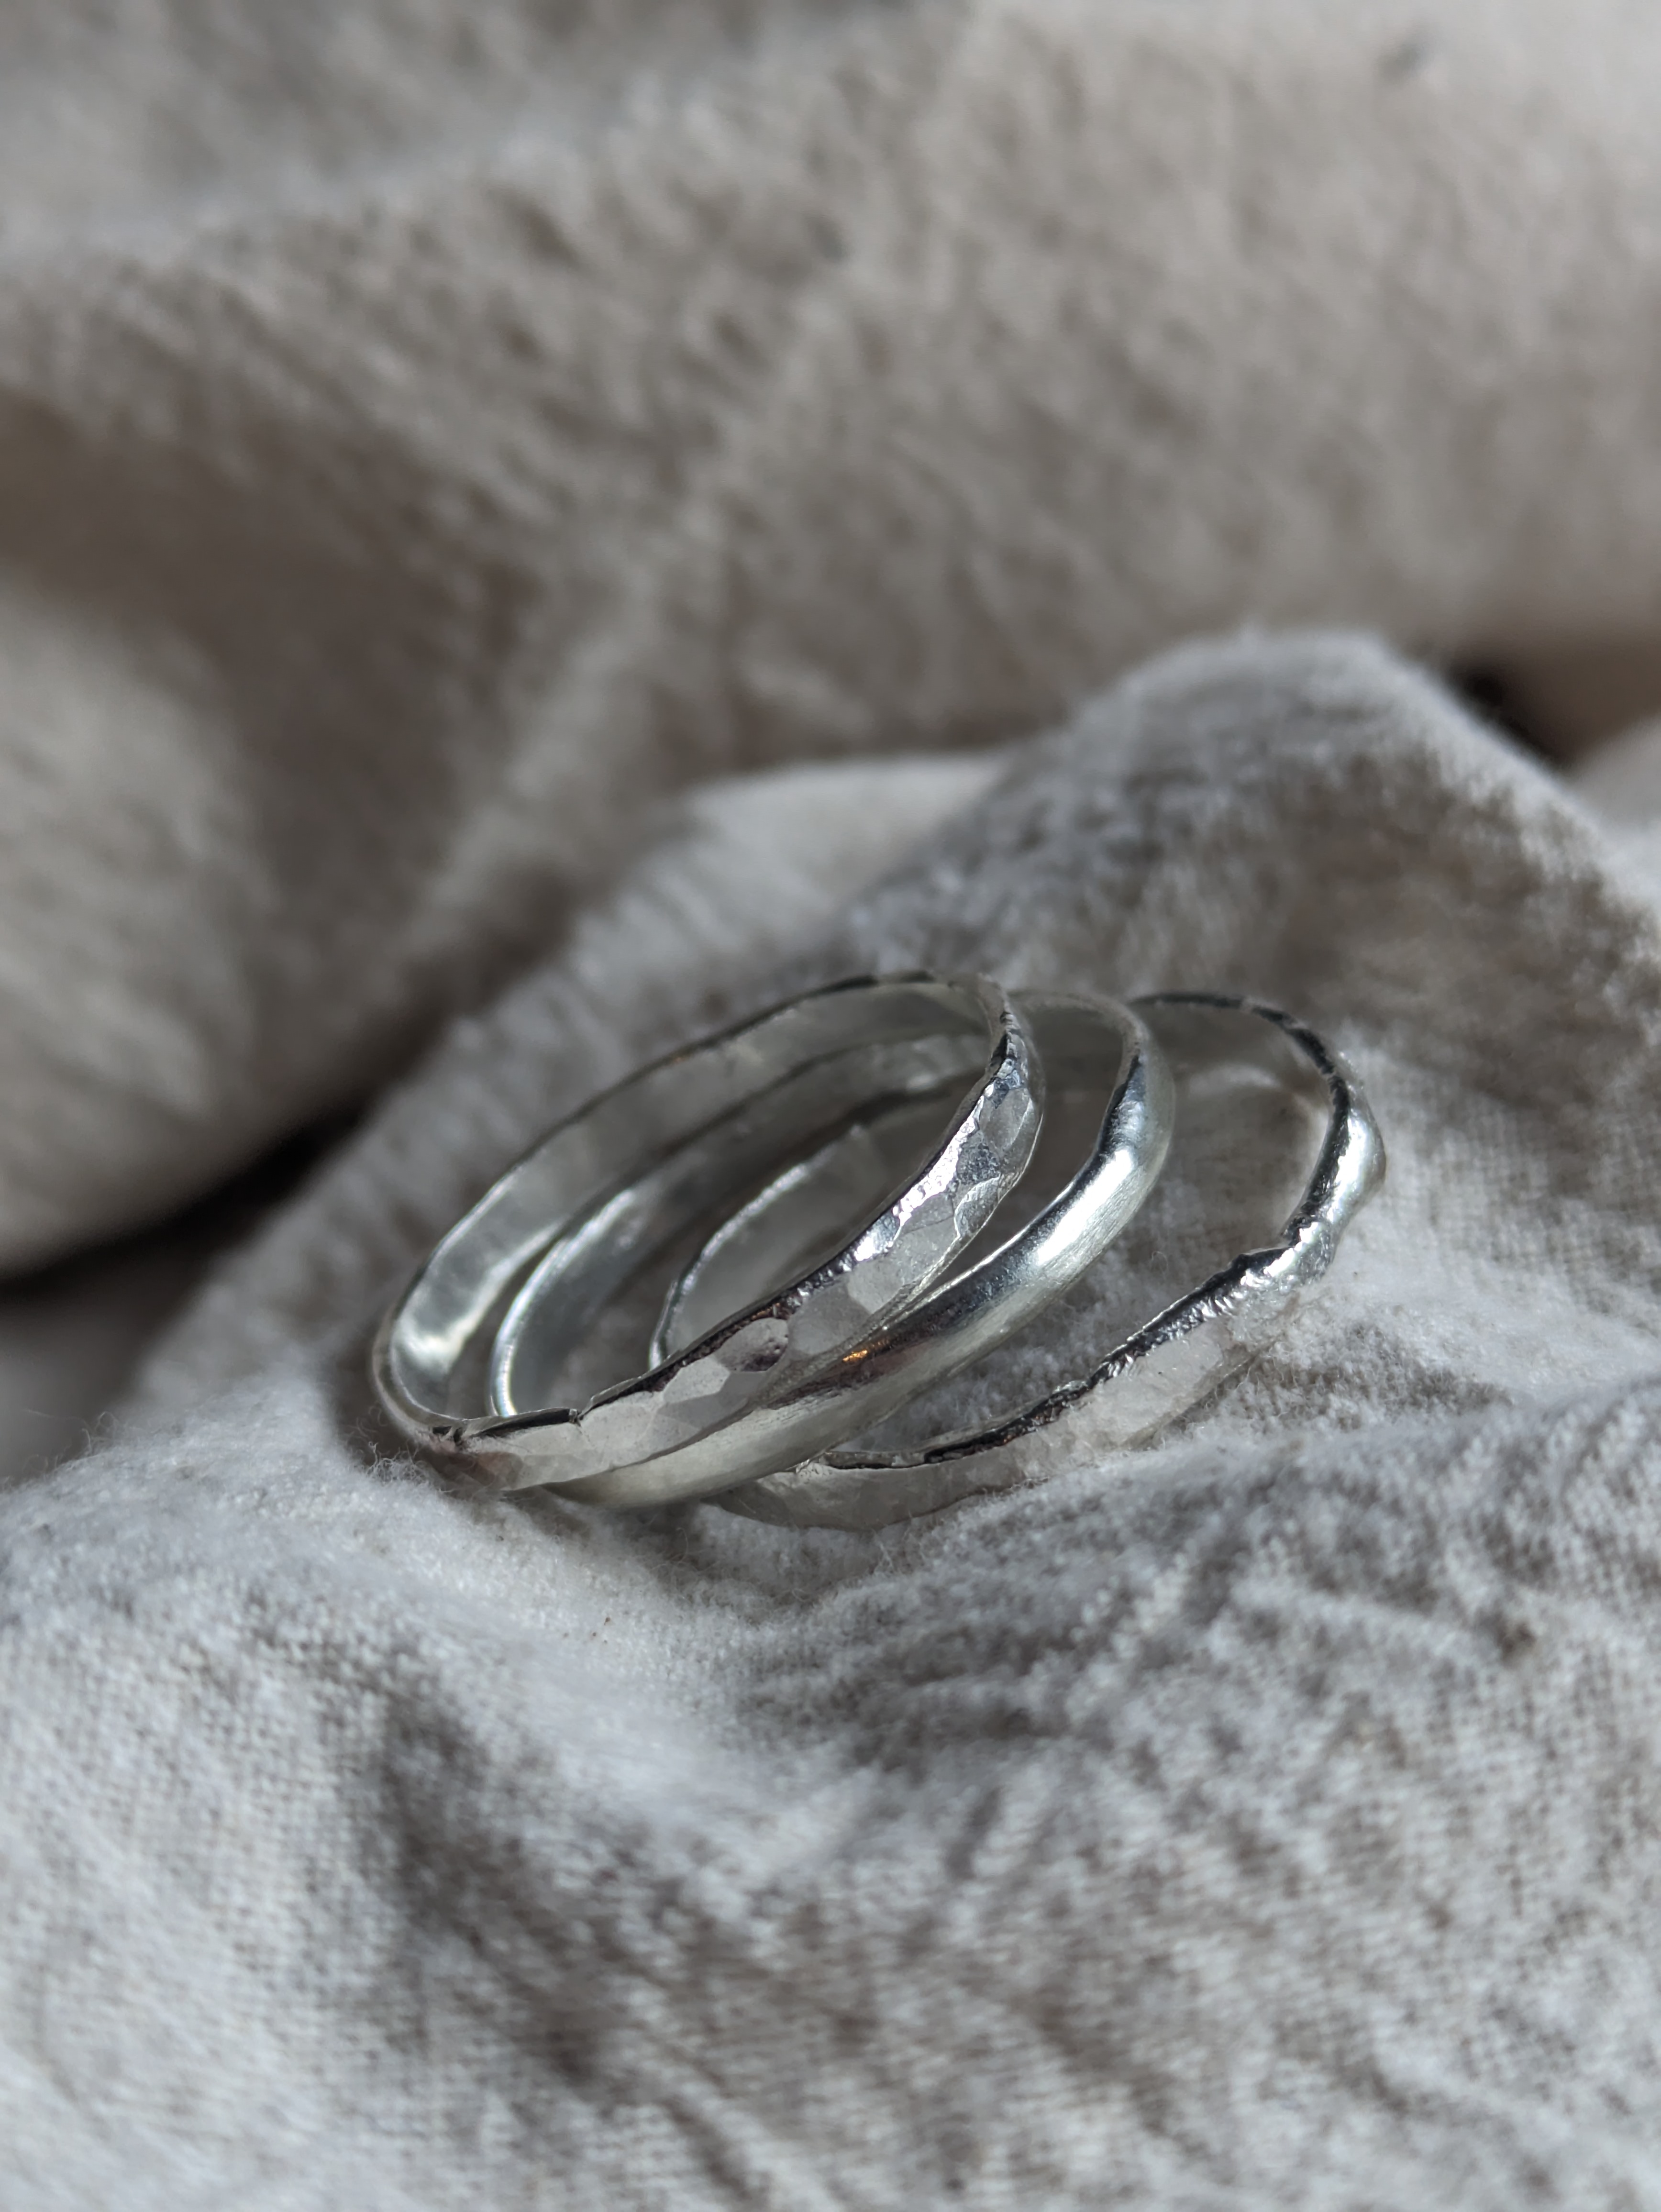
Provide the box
[371,973,1384,1522]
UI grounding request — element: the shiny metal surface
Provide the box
[372,973,1043,1490]
[585,994,1174,1508]
[716,995,1385,1530]
[499,993,1172,1505]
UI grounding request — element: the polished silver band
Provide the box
[712,995,1384,1530]
[372,973,1043,1489]
[491,993,1174,1507]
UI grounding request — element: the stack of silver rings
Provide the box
[373,976,1384,1530]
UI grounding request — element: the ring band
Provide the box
[712,995,1385,1530]
[372,973,1043,1488]
[495,993,1174,1508]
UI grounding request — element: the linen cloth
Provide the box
[8,3,1661,2207]
[7,0,1661,1271]
[10,634,1661,2208]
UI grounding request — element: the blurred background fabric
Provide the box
[7,4,1661,2205]
[4,0,1661,1278]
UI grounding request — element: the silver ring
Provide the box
[493,993,1174,1507]
[711,995,1385,1530]
[372,973,1044,1489]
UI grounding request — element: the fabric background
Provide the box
[7,0,1661,1269]
[10,636,1661,2207]
[8,4,1661,2207]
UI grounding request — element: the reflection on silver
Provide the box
[498,994,1173,1507]
[715,996,1384,1529]
[372,974,1045,1491]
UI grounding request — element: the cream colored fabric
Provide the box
[10,2,1661,2202]
[6,0,1661,1268]
[10,635,1661,2206]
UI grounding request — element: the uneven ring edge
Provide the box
[371,972,1043,1490]
[715,994,1385,1531]
[524,993,1172,1508]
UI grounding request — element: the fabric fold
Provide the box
[5,633,1661,2204]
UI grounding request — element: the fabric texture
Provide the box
[9,635,1661,2206]
[7,0,1661,1268]
[10,3,1661,2206]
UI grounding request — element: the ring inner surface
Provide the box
[383,974,1007,1427]
[706,1006,1327,1464]
[654,995,1139,1366]
[492,1054,976,1419]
